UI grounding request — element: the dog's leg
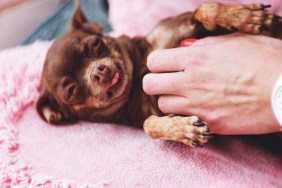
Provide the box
[146,3,281,49]
[143,115,213,147]
[194,2,281,34]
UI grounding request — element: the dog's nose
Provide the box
[90,64,110,84]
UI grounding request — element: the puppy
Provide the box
[36,1,282,147]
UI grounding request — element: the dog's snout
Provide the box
[90,64,110,84]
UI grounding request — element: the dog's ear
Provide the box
[35,93,73,124]
[69,0,103,34]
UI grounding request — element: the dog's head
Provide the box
[36,2,134,124]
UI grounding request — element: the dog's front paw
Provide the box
[143,115,213,148]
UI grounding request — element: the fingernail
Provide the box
[180,38,197,47]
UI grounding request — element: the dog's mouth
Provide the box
[110,71,120,87]
[89,59,128,102]
[106,64,128,99]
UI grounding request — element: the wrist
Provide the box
[271,74,282,131]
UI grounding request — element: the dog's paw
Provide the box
[195,2,281,34]
[227,4,281,34]
[143,115,213,148]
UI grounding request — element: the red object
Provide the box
[180,38,197,47]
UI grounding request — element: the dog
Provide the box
[35,1,282,147]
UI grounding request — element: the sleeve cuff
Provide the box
[271,75,282,130]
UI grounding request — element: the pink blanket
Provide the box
[1,1,282,187]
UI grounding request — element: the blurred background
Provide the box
[0,0,111,50]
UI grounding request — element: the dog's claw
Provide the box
[203,132,213,136]
[273,15,282,21]
[193,121,206,127]
[262,4,271,9]
[168,114,175,118]
[192,141,203,148]
[203,132,214,139]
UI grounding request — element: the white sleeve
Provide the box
[271,75,282,129]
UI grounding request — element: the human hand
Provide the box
[143,34,282,135]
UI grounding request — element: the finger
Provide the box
[143,72,185,95]
[147,35,231,73]
[147,48,189,73]
[158,95,196,115]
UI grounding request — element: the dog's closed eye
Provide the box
[85,36,107,58]
[62,82,79,103]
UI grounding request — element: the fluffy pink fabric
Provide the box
[1,1,282,187]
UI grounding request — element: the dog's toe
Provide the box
[239,4,280,33]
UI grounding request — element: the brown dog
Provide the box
[35,1,282,147]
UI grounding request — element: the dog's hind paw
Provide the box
[143,115,213,148]
[195,2,281,34]
[233,4,281,33]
